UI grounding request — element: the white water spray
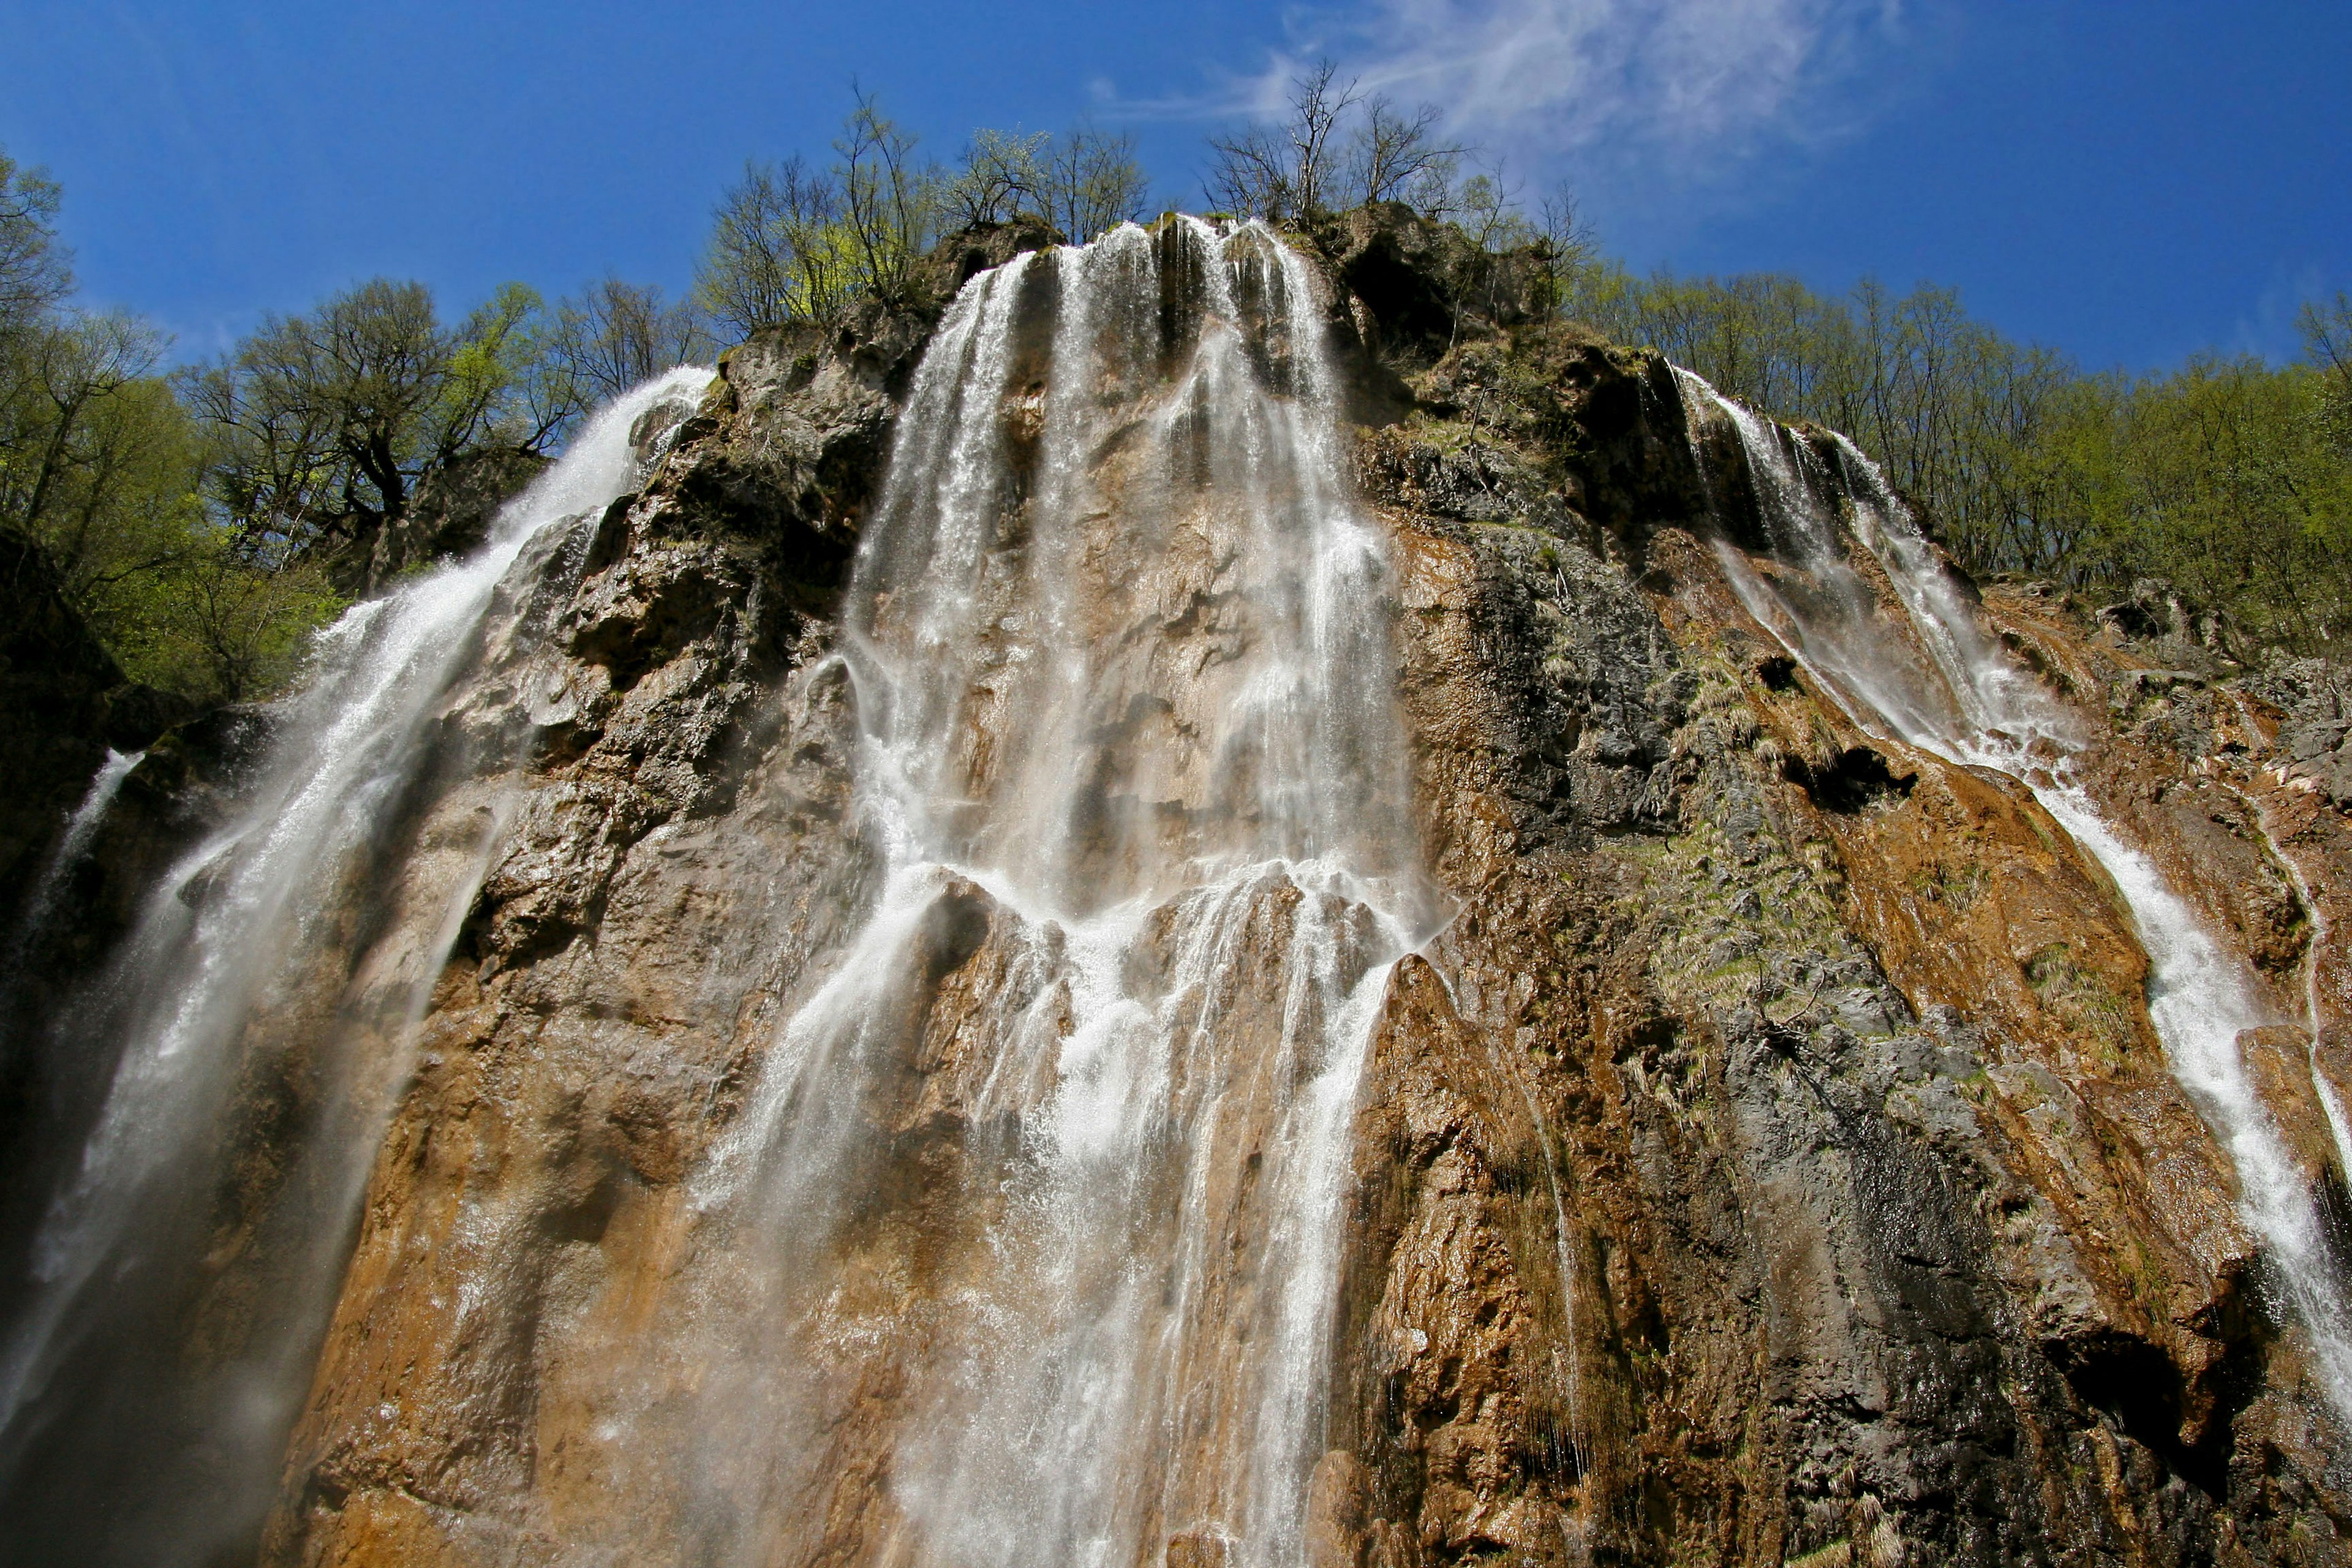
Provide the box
[3,746,141,966]
[1677,368,2352,1423]
[681,221,1431,1568]
[0,367,710,1565]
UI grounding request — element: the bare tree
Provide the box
[1207,61,1479,224]
[835,89,940,309]
[944,128,1048,228]
[1539,180,1599,269]
[944,124,1150,243]
[1039,126,1151,242]
[1533,177,1607,318]
[1204,121,1293,220]
[1349,97,1461,208]
[549,278,712,401]
[696,155,855,335]
[1207,58,1364,221]
[1281,60,1360,217]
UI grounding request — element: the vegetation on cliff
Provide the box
[1570,263,2352,652]
[7,131,2352,1564]
[2,67,2347,707]
[0,152,710,703]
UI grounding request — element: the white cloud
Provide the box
[1181,0,1905,173]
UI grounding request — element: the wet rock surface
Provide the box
[1311,224,2352,1562]
[0,532,189,933]
[345,447,553,598]
[14,214,2352,1566]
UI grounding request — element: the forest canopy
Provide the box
[2,77,2346,709]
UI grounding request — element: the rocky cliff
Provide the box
[6,209,2351,1568]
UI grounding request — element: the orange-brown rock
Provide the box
[12,209,2352,1568]
[259,220,2352,1564]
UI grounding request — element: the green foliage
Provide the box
[186,276,545,558]
[1,149,712,706]
[10,91,2351,721]
[696,91,951,337]
[696,155,855,334]
[2080,357,2352,647]
[696,95,954,335]
[0,148,343,703]
[0,149,70,336]
[943,124,1150,244]
[699,90,1158,342]
[115,525,345,703]
[835,90,940,308]
[1575,263,2352,654]
[2302,292,2352,454]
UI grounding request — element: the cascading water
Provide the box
[0,368,710,1567]
[2212,695,2352,1187]
[654,219,1431,1568]
[1675,368,2352,1423]
[0,745,141,986]
[10,747,140,930]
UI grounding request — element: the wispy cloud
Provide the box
[1120,0,1907,178]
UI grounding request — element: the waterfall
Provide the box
[1,745,141,972]
[1675,369,2352,1423]
[2,224,1425,1565]
[2212,699,2352,1191]
[0,367,710,1566]
[671,219,1431,1567]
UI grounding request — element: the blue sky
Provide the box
[1,0,2344,373]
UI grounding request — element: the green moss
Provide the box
[1785,1542,1853,1568]
[2022,941,2139,1063]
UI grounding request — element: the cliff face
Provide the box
[9,212,2351,1568]
[1325,318,2352,1563]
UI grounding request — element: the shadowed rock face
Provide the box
[340,447,554,599]
[7,209,2352,1568]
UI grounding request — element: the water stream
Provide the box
[8,747,141,941]
[0,368,710,1566]
[1676,368,2352,1423]
[2215,748,2352,1193]
[670,219,1433,1567]
[0,745,143,998]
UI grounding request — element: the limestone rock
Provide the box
[17,217,2352,1567]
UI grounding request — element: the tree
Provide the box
[1352,98,1462,209]
[1452,164,1537,252]
[1207,59,1360,221]
[2303,292,2352,454]
[186,277,559,567]
[1207,61,1465,224]
[944,124,1150,244]
[943,129,1049,229]
[696,94,954,337]
[3,313,165,540]
[0,149,344,703]
[696,155,858,334]
[1577,251,2352,650]
[835,89,940,309]
[1036,125,1150,243]
[1,315,217,665]
[546,277,712,401]
[0,150,69,342]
